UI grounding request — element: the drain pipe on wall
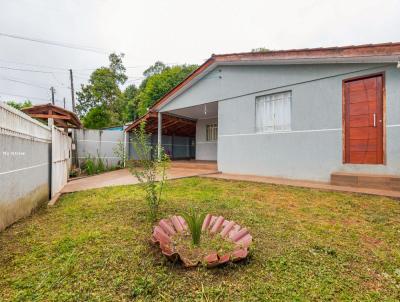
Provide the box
[48,118,54,200]
[157,112,162,160]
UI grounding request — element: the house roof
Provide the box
[127,42,400,131]
[22,103,82,129]
[211,42,400,62]
[150,42,400,112]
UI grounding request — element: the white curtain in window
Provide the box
[206,124,218,141]
[256,91,291,132]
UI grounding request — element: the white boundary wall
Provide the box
[76,129,125,167]
[51,126,72,198]
[0,102,71,231]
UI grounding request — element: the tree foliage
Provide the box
[135,63,198,116]
[251,47,270,52]
[6,100,32,110]
[76,53,137,129]
[82,106,111,129]
[76,55,197,129]
[123,84,139,121]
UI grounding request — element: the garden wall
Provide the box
[76,129,126,168]
[0,102,51,231]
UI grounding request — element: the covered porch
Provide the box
[125,101,218,163]
[125,111,196,160]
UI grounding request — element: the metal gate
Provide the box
[51,126,71,197]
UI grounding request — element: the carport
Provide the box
[125,112,196,160]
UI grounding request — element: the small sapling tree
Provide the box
[129,122,170,221]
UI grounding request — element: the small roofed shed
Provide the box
[125,112,196,159]
[22,103,82,129]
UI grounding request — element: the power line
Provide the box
[0,91,50,102]
[0,72,67,89]
[0,32,110,54]
[73,62,182,71]
[0,77,49,90]
[0,65,143,82]
[0,58,68,71]
[0,66,54,74]
[50,72,69,88]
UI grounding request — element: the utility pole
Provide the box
[69,69,75,113]
[69,69,79,169]
[50,87,55,105]
[63,97,66,109]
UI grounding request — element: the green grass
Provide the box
[1,177,400,301]
[171,231,236,265]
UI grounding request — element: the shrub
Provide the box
[96,151,105,173]
[82,153,108,175]
[113,141,126,168]
[84,155,96,175]
[182,209,206,245]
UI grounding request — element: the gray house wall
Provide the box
[196,118,218,160]
[160,63,400,181]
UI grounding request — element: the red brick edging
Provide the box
[151,214,252,267]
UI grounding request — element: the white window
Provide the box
[206,123,218,141]
[256,91,291,132]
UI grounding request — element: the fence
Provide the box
[0,102,71,231]
[76,129,125,168]
[51,126,72,198]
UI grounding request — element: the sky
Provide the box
[0,0,399,110]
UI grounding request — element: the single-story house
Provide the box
[126,42,400,188]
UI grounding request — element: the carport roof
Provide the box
[22,103,82,129]
[125,112,196,137]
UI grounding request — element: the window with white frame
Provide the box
[206,123,218,141]
[256,91,292,132]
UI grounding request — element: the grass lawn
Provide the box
[1,177,400,301]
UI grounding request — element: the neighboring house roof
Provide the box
[22,103,82,128]
[127,42,400,131]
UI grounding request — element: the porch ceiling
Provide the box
[167,101,218,120]
[125,112,196,137]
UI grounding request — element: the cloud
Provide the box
[0,0,399,109]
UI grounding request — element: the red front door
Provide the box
[344,74,384,164]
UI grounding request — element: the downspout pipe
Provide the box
[157,112,162,160]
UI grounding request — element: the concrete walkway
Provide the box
[61,159,400,199]
[202,173,400,199]
[62,163,217,193]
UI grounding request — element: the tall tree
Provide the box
[143,61,167,78]
[135,63,198,116]
[76,53,129,128]
[123,84,139,121]
[82,106,111,129]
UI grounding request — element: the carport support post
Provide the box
[157,112,162,160]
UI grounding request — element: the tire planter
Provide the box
[151,214,252,267]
